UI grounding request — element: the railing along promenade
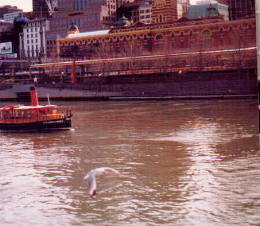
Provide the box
[1,46,255,81]
[30,46,256,78]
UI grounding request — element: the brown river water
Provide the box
[0,99,259,226]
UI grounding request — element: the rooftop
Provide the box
[67,30,110,39]
[188,3,222,19]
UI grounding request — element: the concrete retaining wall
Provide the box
[0,69,257,101]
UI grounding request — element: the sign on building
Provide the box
[0,42,12,54]
[6,53,17,58]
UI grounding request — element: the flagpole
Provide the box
[256,0,260,82]
[256,1,260,134]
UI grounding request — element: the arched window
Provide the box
[155,34,163,40]
[202,30,211,36]
[159,15,163,23]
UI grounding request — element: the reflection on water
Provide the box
[0,99,259,225]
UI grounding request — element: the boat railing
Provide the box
[0,107,72,124]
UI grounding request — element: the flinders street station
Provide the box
[1,0,257,98]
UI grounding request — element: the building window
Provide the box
[155,34,163,40]
[159,15,163,23]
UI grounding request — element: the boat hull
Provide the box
[0,117,72,132]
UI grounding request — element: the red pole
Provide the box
[30,86,39,106]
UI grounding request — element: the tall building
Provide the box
[117,0,135,7]
[12,16,29,57]
[3,11,23,23]
[152,0,178,23]
[0,20,13,43]
[0,5,21,18]
[46,0,118,57]
[139,2,152,24]
[49,0,117,34]
[33,0,56,16]
[188,2,229,21]
[32,0,48,15]
[228,0,255,20]
[19,18,50,59]
[177,0,190,19]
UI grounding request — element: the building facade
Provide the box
[20,18,50,59]
[152,0,178,23]
[3,11,23,23]
[188,3,229,21]
[33,0,50,16]
[139,2,152,24]
[0,20,13,33]
[57,17,256,75]
[177,0,190,19]
[0,5,21,18]
[46,0,119,57]
[228,0,255,20]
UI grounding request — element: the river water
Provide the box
[0,99,259,226]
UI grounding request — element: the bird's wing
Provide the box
[103,167,120,175]
[84,167,120,197]
[84,167,119,180]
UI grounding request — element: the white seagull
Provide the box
[84,167,120,198]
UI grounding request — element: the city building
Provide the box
[0,5,21,18]
[188,2,229,21]
[33,0,51,17]
[117,0,135,8]
[116,2,139,23]
[139,2,152,24]
[228,0,255,20]
[46,0,118,57]
[30,0,256,98]
[3,11,23,23]
[152,0,178,23]
[58,17,255,61]
[0,20,13,33]
[177,0,190,19]
[19,18,50,59]
[0,19,13,47]
[13,16,29,57]
[117,0,188,25]
[50,16,256,97]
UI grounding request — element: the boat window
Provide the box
[39,109,46,115]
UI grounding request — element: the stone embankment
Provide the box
[0,79,257,102]
[0,83,119,101]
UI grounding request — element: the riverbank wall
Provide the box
[0,68,257,102]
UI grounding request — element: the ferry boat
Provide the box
[0,87,72,131]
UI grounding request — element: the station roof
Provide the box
[67,30,110,39]
[188,3,220,19]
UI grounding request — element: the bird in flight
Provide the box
[84,167,120,198]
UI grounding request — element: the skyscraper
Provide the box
[33,0,49,15]
[228,0,255,20]
[46,0,118,57]
[177,0,190,18]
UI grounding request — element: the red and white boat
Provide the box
[0,87,72,131]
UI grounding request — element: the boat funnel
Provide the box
[30,86,39,106]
